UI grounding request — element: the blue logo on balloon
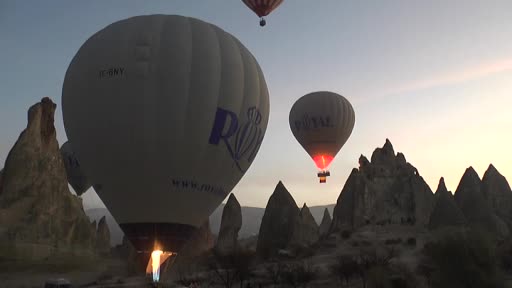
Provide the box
[209,106,264,173]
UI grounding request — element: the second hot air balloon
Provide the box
[62,14,269,282]
[289,91,355,183]
[60,141,92,196]
[242,0,284,26]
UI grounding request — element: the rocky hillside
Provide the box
[331,139,435,232]
[0,97,108,261]
[86,203,335,245]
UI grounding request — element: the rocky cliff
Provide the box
[0,97,105,261]
[331,139,435,232]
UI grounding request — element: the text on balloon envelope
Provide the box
[171,178,226,198]
[208,106,264,173]
[294,114,334,131]
[98,67,125,79]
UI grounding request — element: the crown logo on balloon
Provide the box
[209,106,264,173]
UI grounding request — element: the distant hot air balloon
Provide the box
[289,91,355,183]
[62,15,269,281]
[242,0,284,26]
[60,141,92,196]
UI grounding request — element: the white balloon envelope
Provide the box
[289,91,354,183]
[62,15,270,253]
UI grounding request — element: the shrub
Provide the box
[265,261,286,285]
[405,237,416,247]
[341,230,352,239]
[282,261,318,288]
[418,230,504,288]
[330,255,358,286]
[367,265,392,288]
[384,238,402,245]
[209,248,256,288]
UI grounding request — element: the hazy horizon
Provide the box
[1,1,512,210]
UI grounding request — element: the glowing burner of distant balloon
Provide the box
[313,155,333,183]
[146,250,174,283]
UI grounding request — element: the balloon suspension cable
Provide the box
[317,170,330,184]
[260,17,266,27]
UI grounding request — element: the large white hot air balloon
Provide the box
[62,15,269,265]
[60,141,92,196]
[289,91,355,183]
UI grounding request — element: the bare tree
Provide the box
[356,246,397,288]
[282,260,318,288]
[265,261,286,286]
[209,249,256,288]
[330,255,358,287]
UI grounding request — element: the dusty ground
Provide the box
[0,258,138,288]
[4,225,512,288]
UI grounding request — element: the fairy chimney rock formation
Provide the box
[0,97,96,260]
[96,216,111,255]
[454,166,510,237]
[428,178,466,229]
[454,167,495,229]
[289,203,320,248]
[319,208,332,237]
[257,181,299,259]
[215,193,242,255]
[482,164,512,228]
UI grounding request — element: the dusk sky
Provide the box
[1,1,512,210]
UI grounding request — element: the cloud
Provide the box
[369,57,512,101]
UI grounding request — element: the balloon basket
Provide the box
[317,170,330,183]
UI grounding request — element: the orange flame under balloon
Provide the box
[146,250,173,283]
[312,154,333,170]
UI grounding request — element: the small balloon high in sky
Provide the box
[289,91,355,183]
[61,14,269,282]
[242,0,284,27]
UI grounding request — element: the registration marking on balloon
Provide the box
[294,113,334,131]
[98,67,125,79]
[209,106,265,173]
